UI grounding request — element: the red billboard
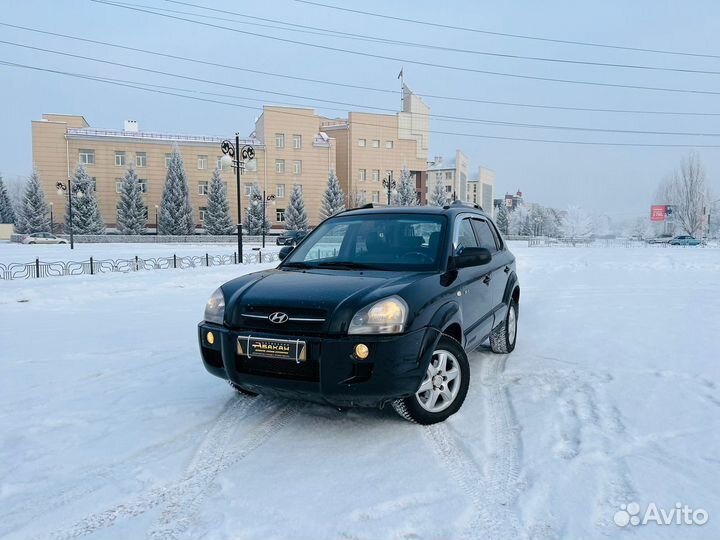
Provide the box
[651,205,667,221]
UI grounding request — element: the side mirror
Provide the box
[453,247,491,269]
[278,246,294,261]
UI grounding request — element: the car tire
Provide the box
[228,380,258,397]
[490,298,518,354]
[392,336,470,425]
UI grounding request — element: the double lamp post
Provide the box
[220,135,255,262]
[56,179,84,250]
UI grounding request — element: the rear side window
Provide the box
[471,219,498,252]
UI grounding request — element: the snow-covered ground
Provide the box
[1,246,719,539]
[0,241,280,266]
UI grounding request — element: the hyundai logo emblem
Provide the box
[268,312,289,324]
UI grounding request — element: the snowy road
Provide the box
[1,246,719,539]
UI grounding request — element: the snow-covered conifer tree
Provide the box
[495,203,509,234]
[428,174,447,207]
[116,165,146,235]
[0,175,16,225]
[64,164,105,235]
[16,171,50,234]
[392,166,418,206]
[158,146,194,235]
[244,183,270,235]
[284,184,309,231]
[319,169,345,220]
[204,168,234,235]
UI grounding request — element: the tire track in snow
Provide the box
[43,396,297,540]
[144,400,302,540]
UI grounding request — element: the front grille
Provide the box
[238,306,328,335]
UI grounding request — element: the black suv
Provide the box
[198,203,519,424]
[275,230,308,246]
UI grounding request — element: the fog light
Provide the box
[354,343,369,360]
[206,331,215,345]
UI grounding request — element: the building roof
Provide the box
[65,127,262,147]
[427,156,456,171]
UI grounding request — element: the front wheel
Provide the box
[490,298,518,354]
[392,336,470,425]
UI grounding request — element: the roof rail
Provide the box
[446,200,484,211]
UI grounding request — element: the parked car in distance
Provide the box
[669,235,701,246]
[647,234,672,244]
[20,232,68,245]
[199,202,520,424]
[275,230,308,246]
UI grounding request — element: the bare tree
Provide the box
[658,153,709,237]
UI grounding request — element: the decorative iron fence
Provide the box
[0,251,278,281]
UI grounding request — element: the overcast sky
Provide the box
[1,0,719,219]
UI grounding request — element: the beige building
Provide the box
[323,85,430,205]
[467,166,497,216]
[32,114,263,231]
[32,89,429,230]
[427,149,470,202]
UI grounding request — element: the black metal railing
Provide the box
[0,251,278,281]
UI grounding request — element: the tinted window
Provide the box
[471,219,498,252]
[456,218,478,252]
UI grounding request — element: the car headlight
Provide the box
[204,287,226,325]
[348,296,408,335]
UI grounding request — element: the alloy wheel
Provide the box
[416,349,461,413]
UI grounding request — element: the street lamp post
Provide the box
[221,135,255,262]
[49,202,54,234]
[56,179,83,249]
[382,171,396,205]
[155,205,159,235]
[250,190,276,248]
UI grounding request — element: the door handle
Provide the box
[504,266,510,274]
[483,275,491,285]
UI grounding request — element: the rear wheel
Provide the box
[490,298,518,354]
[228,380,258,397]
[392,336,470,425]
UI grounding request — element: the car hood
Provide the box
[222,268,430,334]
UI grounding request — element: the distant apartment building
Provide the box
[323,85,430,205]
[466,166,496,216]
[494,190,525,212]
[32,89,428,230]
[426,149,469,202]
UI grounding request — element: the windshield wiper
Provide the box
[314,260,380,270]
[281,261,313,269]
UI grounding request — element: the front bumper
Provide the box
[197,323,441,407]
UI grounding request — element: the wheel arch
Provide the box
[502,271,520,307]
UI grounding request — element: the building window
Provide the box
[245,185,252,195]
[293,160,302,175]
[385,140,394,149]
[198,181,209,195]
[446,185,452,192]
[372,191,379,203]
[293,134,302,149]
[115,151,125,167]
[139,179,148,193]
[276,208,286,222]
[275,159,285,174]
[199,206,207,223]
[276,184,285,199]
[115,179,123,193]
[216,156,224,169]
[79,149,95,165]
[198,155,208,170]
[358,138,366,147]
[275,133,285,148]
[165,154,172,168]
[371,139,380,148]
[445,172,452,180]
[372,169,380,182]
[358,169,367,182]
[136,152,147,167]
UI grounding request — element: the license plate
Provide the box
[237,336,307,363]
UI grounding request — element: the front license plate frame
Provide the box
[237,336,307,364]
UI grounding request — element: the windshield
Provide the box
[282,213,447,271]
